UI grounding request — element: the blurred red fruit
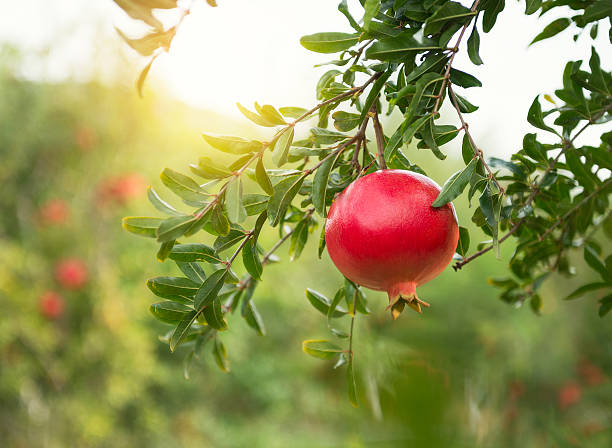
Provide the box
[39,199,69,225]
[74,125,98,151]
[39,291,65,319]
[55,258,89,290]
[97,174,146,205]
[558,381,582,411]
[578,360,607,386]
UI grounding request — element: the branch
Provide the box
[448,86,504,193]
[195,73,383,219]
[371,103,387,170]
[431,0,481,116]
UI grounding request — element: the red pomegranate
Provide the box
[55,258,89,290]
[558,381,582,411]
[39,291,65,319]
[325,170,459,319]
[39,199,69,225]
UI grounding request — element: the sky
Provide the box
[0,0,610,158]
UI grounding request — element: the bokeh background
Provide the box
[1,1,611,447]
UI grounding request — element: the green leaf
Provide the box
[305,289,347,317]
[211,203,230,236]
[302,339,343,360]
[202,297,228,330]
[214,228,247,252]
[244,301,266,336]
[527,96,557,134]
[242,239,263,280]
[169,310,198,352]
[255,103,286,125]
[147,276,200,300]
[243,194,269,216]
[176,261,206,284]
[420,118,446,160]
[150,301,192,324]
[599,294,612,317]
[432,157,478,207]
[279,106,308,119]
[236,102,276,127]
[577,1,612,26]
[408,72,444,120]
[488,157,525,180]
[318,223,327,259]
[290,218,310,260]
[212,335,230,372]
[194,268,228,309]
[156,215,198,243]
[449,68,482,88]
[362,0,380,31]
[255,157,274,195]
[525,0,541,15]
[584,245,612,282]
[313,150,343,217]
[565,282,609,300]
[272,127,294,167]
[467,25,483,65]
[456,226,470,257]
[122,216,163,238]
[267,174,305,227]
[402,114,432,145]
[347,358,358,407]
[202,133,263,154]
[424,1,473,36]
[300,32,359,53]
[332,111,360,132]
[147,187,182,216]
[157,240,175,262]
[225,177,247,223]
[160,168,209,202]
[365,34,441,61]
[190,157,232,179]
[454,93,479,113]
[359,69,392,123]
[169,243,219,263]
[481,0,505,33]
[530,18,570,45]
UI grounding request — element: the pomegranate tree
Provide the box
[117,0,612,406]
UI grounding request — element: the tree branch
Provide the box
[431,0,481,116]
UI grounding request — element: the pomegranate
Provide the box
[558,381,582,411]
[55,258,89,290]
[39,291,65,319]
[325,170,459,319]
[39,199,69,225]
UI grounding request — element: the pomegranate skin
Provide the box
[325,170,459,317]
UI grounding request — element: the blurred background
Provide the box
[0,1,611,447]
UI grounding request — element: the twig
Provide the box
[448,86,503,193]
[537,178,612,242]
[371,103,387,170]
[453,101,612,270]
[431,0,481,116]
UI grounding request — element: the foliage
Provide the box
[115,0,611,404]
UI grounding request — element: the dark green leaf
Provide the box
[432,157,478,207]
[255,157,274,195]
[527,96,557,134]
[157,240,175,262]
[306,289,347,317]
[584,245,612,282]
[156,215,197,243]
[169,310,198,352]
[202,298,228,330]
[456,226,470,257]
[211,203,230,236]
[242,239,263,280]
[599,294,612,317]
[424,1,473,36]
[530,18,571,45]
[450,68,482,88]
[212,335,230,372]
[169,243,219,263]
[565,282,609,300]
[525,0,541,15]
[176,262,206,284]
[161,168,209,202]
[244,301,266,336]
[481,0,505,33]
[267,174,306,226]
[467,25,483,65]
[150,301,192,324]
[147,187,182,216]
[194,269,228,309]
[147,276,200,300]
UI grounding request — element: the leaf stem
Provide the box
[371,103,387,170]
